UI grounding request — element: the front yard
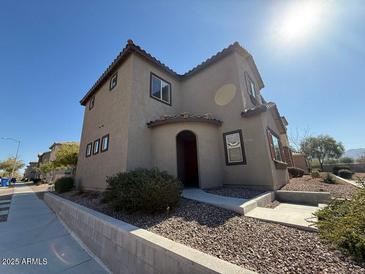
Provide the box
[281,174,359,199]
[58,190,365,274]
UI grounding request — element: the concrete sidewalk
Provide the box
[0,184,109,274]
[182,188,248,214]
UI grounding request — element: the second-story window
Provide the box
[109,73,118,91]
[150,73,171,105]
[89,95,95,110]
[245,72,258,105]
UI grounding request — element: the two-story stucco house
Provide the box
[75,40,292,191]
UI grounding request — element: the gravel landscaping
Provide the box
[205,186,264,199]
[282,175,359,199]
[57,190,365,274]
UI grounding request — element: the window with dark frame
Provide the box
[89,95,95,110]
[150,73,171,105]
[101,134,109,152]
[109,73,118,91]
[93,139,100,155]
[245,72,257,104]
[267,129,283,162]
[223,130,247,165]
[86,142,92,157]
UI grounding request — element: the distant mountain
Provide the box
[344,148,365,159]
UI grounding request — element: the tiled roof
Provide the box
[241,103,286,134]
[147,113,222,128]
[80,40,263,106]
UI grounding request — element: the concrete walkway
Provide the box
[245,203,323,231]
[183,188,322,231]
[0,184,109,274]
[182,188,248,214]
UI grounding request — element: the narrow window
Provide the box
[86,142,92,157]
[245,72,257,104]
[89,96,95,110]
[101,134,109,152]
[223,130,247,165]
[93,139,100,155]
[150,73,171,105]
[267,129,283,162]
[109,73,118,91]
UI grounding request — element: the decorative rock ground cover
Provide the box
[58,191,365,274]
[282,175,359,199]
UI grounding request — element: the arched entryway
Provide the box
[176,130,199,188]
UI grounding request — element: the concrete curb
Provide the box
[331,174,363,188]
[44,192,256,274]
[274,190,331,206]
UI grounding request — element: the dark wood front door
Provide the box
[176,130,199,188]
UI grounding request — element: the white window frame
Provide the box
[86,143,92,157]
[109,73,118,91]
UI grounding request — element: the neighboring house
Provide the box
[293,153,310,174]
[38,142,79,183]
[76,40,292,191]
[24,162,38,181]
[37,151,51,181]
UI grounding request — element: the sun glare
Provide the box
[279,1,324,42]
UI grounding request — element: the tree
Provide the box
[300,135,345,170]
[339,157,354,164]
[0,157,25,177]
[53,144,79,168]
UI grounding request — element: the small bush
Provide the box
[103,168,182,213]
[33,178,41,185]
[339,157,355,164]
[333,165,351,175]
[311,170,321,178]
[288,167,304,178]
[338,169,353,179]
[54,177,74,193]
[315,189,365,263]
[323,173,336,184]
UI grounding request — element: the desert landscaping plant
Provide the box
[338,169,353,180]
[315,188,365,263]
[339,157,355,164]
[288,167,304,178]
[333,165,351,175]
[54,177,74,193]
[323,173,336,184]
[103,168,182,213]
[311,170,321,178]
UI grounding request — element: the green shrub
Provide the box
[339,157,355,164]
[311,170,321,178]
[288,167,304,178]
[323,173,336,184]
[333,165,351,175]
[54,177,74,193]
[338,169,353,179]
[315,189,365,263]
[103,168,182,213]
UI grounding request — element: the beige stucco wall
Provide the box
[126,55,181,171]
[75,55,134,190]
[151,122,222,189]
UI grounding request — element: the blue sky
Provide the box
[1,0,364,169]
